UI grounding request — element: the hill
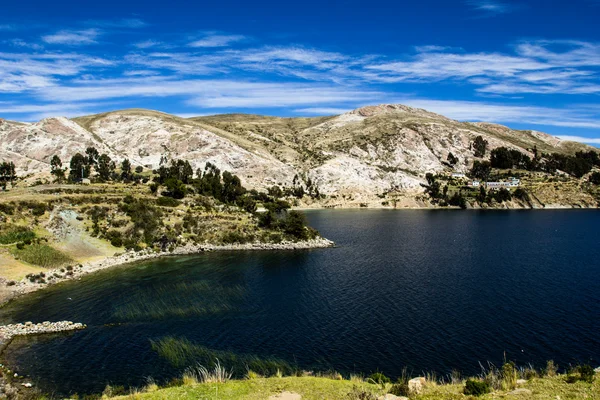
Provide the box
[1,104,599,208]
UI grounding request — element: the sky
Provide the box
[1,0,600,144]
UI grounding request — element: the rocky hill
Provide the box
[1,104,597,207]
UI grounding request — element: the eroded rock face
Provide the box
[1,105,594,201]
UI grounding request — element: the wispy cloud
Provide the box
[133,39,162,49]
[465,0,517,17]
[87,18,147,29]
[4,39,44,50]
[556,135,600,144]
[188,34,247,48]
[0,24,17,31]
[42,29,101,46]
[399,99,600,129]
[294,107,352,115]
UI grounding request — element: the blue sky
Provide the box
[1,0,600,144]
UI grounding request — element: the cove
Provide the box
[0,210,599,396]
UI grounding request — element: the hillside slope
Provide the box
[1,105,596,207]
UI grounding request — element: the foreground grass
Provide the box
[114,376,381,400]
[108,373,600,400]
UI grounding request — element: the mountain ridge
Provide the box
[1,104,598,208]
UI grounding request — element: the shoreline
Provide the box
[1,237,335,306]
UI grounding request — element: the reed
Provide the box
[150,336,294,377]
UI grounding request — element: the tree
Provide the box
[0,161,16,189]
[422,173,441,199]
[85,147,99,167]
[121,159,132,182]
[50,155,66,183]
[222,171,245,203]
[470,161,492,181]
[473,136,488,158]
[97,154,115,182]
[163,178,187,199]
[135,166,144,174]
[283,211,308,240]
[589,172,600,185]
[69,153,89,182]
[447,152,458,166]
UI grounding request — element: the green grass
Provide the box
[150,337,294,377]
[109,373,600,400]
[116,376,380,400]
[10,243,73,268]
[0,225,36,244]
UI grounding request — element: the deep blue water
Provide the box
[1,210,599,395]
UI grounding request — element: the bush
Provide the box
[156,196,181,207]
[0,225,36,244]
[347,385,377,400]
[388,382,409,396]
[464,379,491,396]
[16,242,25,250]
[576,365,595,383]
[220,231,251,244]
[367,372,390,385]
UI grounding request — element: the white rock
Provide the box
[408,377,426,395]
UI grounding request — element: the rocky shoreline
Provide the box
[3,237,335,304]
[0,321,86,396]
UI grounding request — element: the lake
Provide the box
[1,210,599,395]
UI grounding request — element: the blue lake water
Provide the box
[0,210,599,395]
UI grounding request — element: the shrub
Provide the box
[367,372,390,385]
[545,360,558,377]
[220,231,250,244]
[501,362,517,390]
[156,196,181,207]
[388,382,409,396]
[464,379,491,396]
[16,242,25,250]
[0,225,36,244]
[347,385,377,400]
[577,365,595,383]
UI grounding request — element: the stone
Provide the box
[507,388,532,396]
[516,379,528,385]
[408,377,426,395]
[21,383,33,388]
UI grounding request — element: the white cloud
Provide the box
[133,39,162,49]
[188,34,246,48]
[0,24,16,31]
[88,18,147,28]
[294,107,351,115]
[399,99,600,129]
[42,29,101,46]
[557,135,600,144]
[5,39,44,50]
[465,0,516,16]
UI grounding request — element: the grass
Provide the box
[10,243,73,268]
[114,376,380,400]
[150,337,294,377]
[0,225,36,244]
[108,372,599,400]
